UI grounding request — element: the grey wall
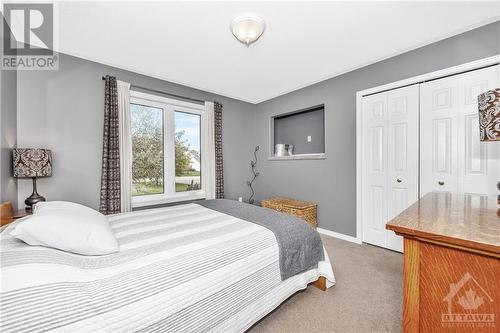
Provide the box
[12,21,500,237]
[274,107,325,155]
[16,53,255,210]
[0,33,18,207]
[253,21,500,237]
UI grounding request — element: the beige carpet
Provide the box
[249,235,403,333]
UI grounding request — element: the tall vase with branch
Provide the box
[247,146,260,204]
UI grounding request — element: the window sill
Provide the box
[132,191,206,208]
[267,153,326,161]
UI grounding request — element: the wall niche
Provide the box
[269,104,326,160]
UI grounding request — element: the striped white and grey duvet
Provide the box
[0,203,335,333]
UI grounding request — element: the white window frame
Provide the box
[130,91,207,208]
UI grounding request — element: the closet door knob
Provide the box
[396,178,402,183]
[438,181,445,186]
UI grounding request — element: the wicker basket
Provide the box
[261,197,317,228]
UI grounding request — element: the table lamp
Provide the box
[478,88,500,203]
[12,148,52,210]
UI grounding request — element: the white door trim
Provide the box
[356,54,500,244]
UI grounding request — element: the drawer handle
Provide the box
[438,181,445,186]
[396,178,402,183]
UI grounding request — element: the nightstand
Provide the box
[13,209,32,220]
[1,202,33,226]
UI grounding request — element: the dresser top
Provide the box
[386,192,500,256]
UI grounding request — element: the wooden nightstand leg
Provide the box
[311,276,327,291]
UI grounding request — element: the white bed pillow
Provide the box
[33,201,95,214]
[10,202,119,255]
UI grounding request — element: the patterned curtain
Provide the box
[99,76,121,215]
[214,101,224,199]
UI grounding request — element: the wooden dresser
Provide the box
[386,192,500,333]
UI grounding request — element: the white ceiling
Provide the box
[55,1,500,104]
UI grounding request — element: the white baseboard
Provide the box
[317,227,362,245]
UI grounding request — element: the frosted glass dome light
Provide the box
[231,13,265,46]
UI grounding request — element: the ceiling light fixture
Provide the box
[230,12,265,47]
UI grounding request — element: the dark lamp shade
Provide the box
[478,88,500,142]
[12,148,52,178]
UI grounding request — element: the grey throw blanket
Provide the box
[197,199,324,280]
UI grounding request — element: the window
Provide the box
[175,111,201,192]
[131,104,164,196]
[130,91,207,207]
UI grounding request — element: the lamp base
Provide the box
[24,194,45,211]
[497,181,500,205]
[24,177,46,211]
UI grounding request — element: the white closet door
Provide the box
[362,93,388,248]
[421,65,499,197]
[420,76,459,196]
[386,85,419,252]
[362,85,419,252]
[457,66,500,195]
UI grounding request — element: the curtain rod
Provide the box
[101,76,207,105]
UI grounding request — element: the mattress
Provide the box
[0,203,335,332]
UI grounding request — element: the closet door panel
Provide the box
[457,66,500,195]
[362,94,388,248]
[361,63,499,253]
[420,78,459,196]
[387,85,419,252]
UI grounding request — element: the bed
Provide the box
[0,202,335,333]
